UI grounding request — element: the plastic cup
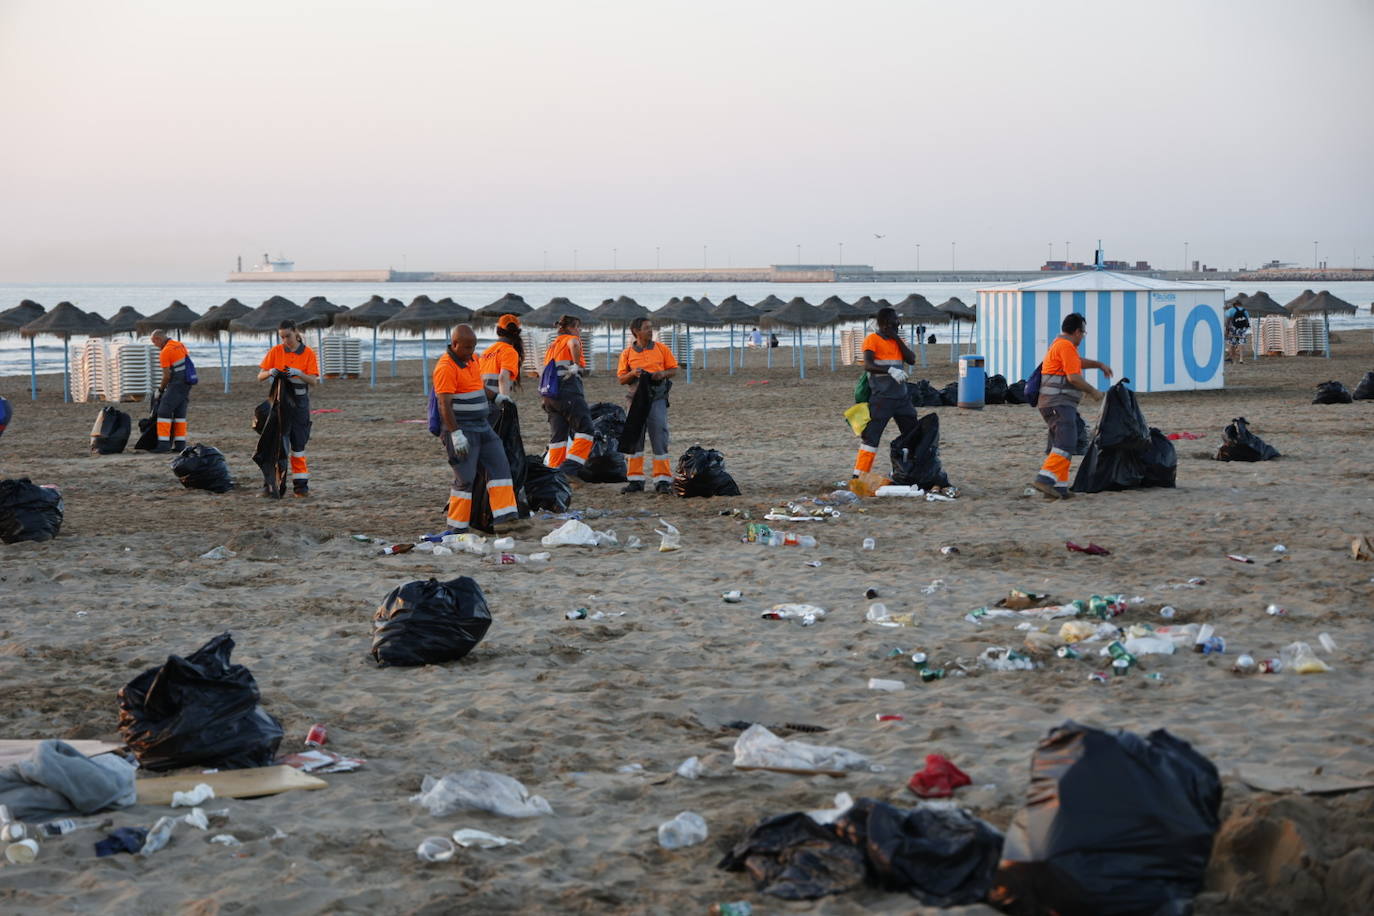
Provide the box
[416,836,456,862]
[0,822,25,842]
[862,538,875,550]
[5,839,38,864]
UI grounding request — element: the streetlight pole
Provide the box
[1048,241,1053,263]
[796,243,801,266]
[916,243,920,272]
[702,245,707,268]
[1184,241,1189,272]
[1065,241,1070,265]
[951,241,956,271]
[1313,241,1318,269]
[838,242,844,266]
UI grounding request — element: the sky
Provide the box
[1,0,1371,280]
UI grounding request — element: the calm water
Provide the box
[2,279,1371,381]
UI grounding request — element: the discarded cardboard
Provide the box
[136,765,327,806]
[1233,764,1374,796]
[0,739,122,768]
[1352,535,1373,562]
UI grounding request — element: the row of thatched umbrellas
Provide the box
[1226,289,1359,358]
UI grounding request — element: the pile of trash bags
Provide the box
[171,444,236,493]
[1313,380,1354,404]
[985,374,1008,405]
[1005,379,1027,405]
[90,406,130,454]
[0,478,64,543]
[906,379,959,407]
[524,456,572,512]
[889,414,951,490]
[720,797,1002,906]
[1354,371,1374,400]
[117,633,284,771]
[577,402,628,483]
[991,721,1221,916]
[1214,417,1280,462]
[371,576,492,667]
[673,445,740,497]
[471,401,531,532]
[1072,381,1177,493]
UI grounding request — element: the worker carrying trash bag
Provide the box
[255,320,319,497]
[853,306,920,478]
[616,316,679,494]
[1032,313,1113,500]
[435,325,518,534]
[150,330,191,453]
[480,313,524,424]
[541,314,595,471]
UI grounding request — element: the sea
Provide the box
[2,278,1371,382]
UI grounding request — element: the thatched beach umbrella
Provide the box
[104,306,146,336]
[20,302,110,402]
[754,294,786,314]
[297,296,347,330]
[891,293,946,367]
[936,297,977,361]
[434,297,474,325]
[712,295,760,374]
[190,298,253,392]
[762,297,828,379]
[1,301,46,399]
[473,293,532,321]
[134,300,201,338]
[336,295,403,387]
[590,296,650,370]
[1290,290,1357,358]
[654,296,719,383]
[380,295,466,393]
[229,296,305,382]
[524,297,595,328]
[1239,291,1288,317]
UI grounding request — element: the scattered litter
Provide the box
[675,757,702,780]
[170,784,215,808]
[1280,641,1331,674]
[1319,633,1337,654]
[732,723,869,775]
[416,835,455,862]
[541,520,598,547]
[867,678,906,691]
[804,560,822,568]
[656,521,681,552]
[5,838,39,863]
[181,808,208,830]
[1352,535,1373,561]
[1066,541,1110,556]
[908,754,972,798]
[411,770,553,817]
[762,604,826,626]
[565,608,626,621]
[940,545,960,555]
[136,765,325,806]
[210,833,241,847]
[95,827,148,857]
[1272,544,1287,553]
[139,816,176,855]
[980,647,1037,671]
[279,750,365,773]
[616,763,645,774]
[199,546,236,560]
[453,828,520,848]
[1159,605,1176,619]
[862,537,875,550]
[658,811,708,849]
[806,791,855,825]
[874,484,924,497]
[1226,553,1254,564]
[1265,603,1288,616]
[721,590,743,603]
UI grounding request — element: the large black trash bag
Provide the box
[985,374,1008,405]
[673,444,741,497]
[1071,443,1144,493]
[1314,380,1353,404]
[1006,379,1027,405]
[890,413,951,490]
[117,633,284,772]
[939,381,959,406]
[524,456,572,511]
[1072,381,1161,494]
[371,576,492,668]
[577,401,628,483]
[718,812,867,900]
[1092,380,1150,452]
[90,406,131,454]
[470,402,531,533]
[0,478,64,544]
[907,379,944,408]
[833,797,1003,907]
[132,393,160,451]
[171,444,236,493]
[1214,416,1280,462]
[990,721,1221,916]
[1140,428,1178,488]
[1353,371,1374,400]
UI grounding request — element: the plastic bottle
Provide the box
[796,535,817,548]
[867,677,906,691]
[1232,654,1257,674]
[40,816,108,837]
[380,543,414,556]
[657,811,708,849]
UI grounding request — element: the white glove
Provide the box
[494,393,514,407]
[448,429,469,457]
[287,367,306,378]
[887,366,909,384]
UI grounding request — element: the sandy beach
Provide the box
[1,337,1372,915]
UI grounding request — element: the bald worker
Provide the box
[433,325,518,534]
[150,329,191,453]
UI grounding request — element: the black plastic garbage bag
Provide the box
[132,393,160,451]
[90,407,130,454]
[371,576,492,668]
[990,721,1221,916]
[1006,380,1027,405]
[907,379,944,408]
[1214,416,1280,462]
[524,456,572,512]
[0,478,64,544]
[1071,443,1144,493]
[939,381,959,406]
[719,812,867,900]
[471,401,531,533]
[171,444,236,493]
[117,633,284,772]
[1092,380,1150,452]
[833,797,1003,907]
[1314,380,1353,404]
[1354,371,1374,401]
[1140,427,1178,488]
[673,445,741,497]
[985,374,1008,405]
[1072,381,1165,494]
[890,413,951,490]
[577,401,628,483]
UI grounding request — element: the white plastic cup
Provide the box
[5,838,38,864]
[0,822,25,842]
[416,836,456,862]
[862,537,875,550]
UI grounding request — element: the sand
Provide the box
[0,338,1372,915]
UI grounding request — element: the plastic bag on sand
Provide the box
[171,444,236,493]
[1214,416,1280,462]
[0,478,64,544]
[411,770,553,818]
[541,519,598,547]
[1354,371,1374,401]
[523,456,572,512]
[90,406,131,454]
[658,811,708,849]
[656,521,681,552]
[1313,380,1353,404]
[1139,428,1177,488]
[990,720,1221,916]
[732,723,869,773]
[371,576,491,667]
[117,632,284,772]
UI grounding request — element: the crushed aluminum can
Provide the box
[919,667,945,683]
[304,724,327,748]
[565,608,589,620]
[874,714,904,722]
[1265,604,1288,616]
[1088,671,1109,683]
[940,546,960,555]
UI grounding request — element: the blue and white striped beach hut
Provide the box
[974,271,1227,393]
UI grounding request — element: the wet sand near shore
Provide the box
[0,339,1372,914]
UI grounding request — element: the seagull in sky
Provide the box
[873,233,886,239]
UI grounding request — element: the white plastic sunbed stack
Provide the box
[839,329,866,366]
[320,334,361,378]
[666,325,693,370]
[1258,317,1288,356]
[73,338,109,403]
[1295,317,1328,355]
[108,340,156,401]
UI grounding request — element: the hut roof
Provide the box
[134,300,202,335]
[711,295,760,323]
[590,296,650,323]
[380,296,468,332]
[655,297,720,325]
[753,294,787,313]
[762,297,829,328]
[473,293,532,319]
[523,297,595,328]
[1240,291,1289,317]
[189,299,254,338]
[1290,289,1357,316]
[435,297,475,322]
[105,306,147,334]
[229,296,304,335]
[21,301,111,339]
[892,293,946,323]
[936,297,976,321]
[335,295,404,329]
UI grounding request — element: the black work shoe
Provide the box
[1055,487,1075,500]
[621,481,645,494]
[151,442,172,454]
[654,481,673,495]
[1030,478,1061,500]
[292,485,310,499]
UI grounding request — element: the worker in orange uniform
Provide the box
[150,329,191,453]
[541,314,594,470]
[1031,312,1113,499]
[435,324,518,533]
[616,316,678,493]
[480,313,524,420]
[853,306,918,478]
[255,319,320,497]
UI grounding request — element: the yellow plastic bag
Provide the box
[848,471,891,498]
[843,402,870,437]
